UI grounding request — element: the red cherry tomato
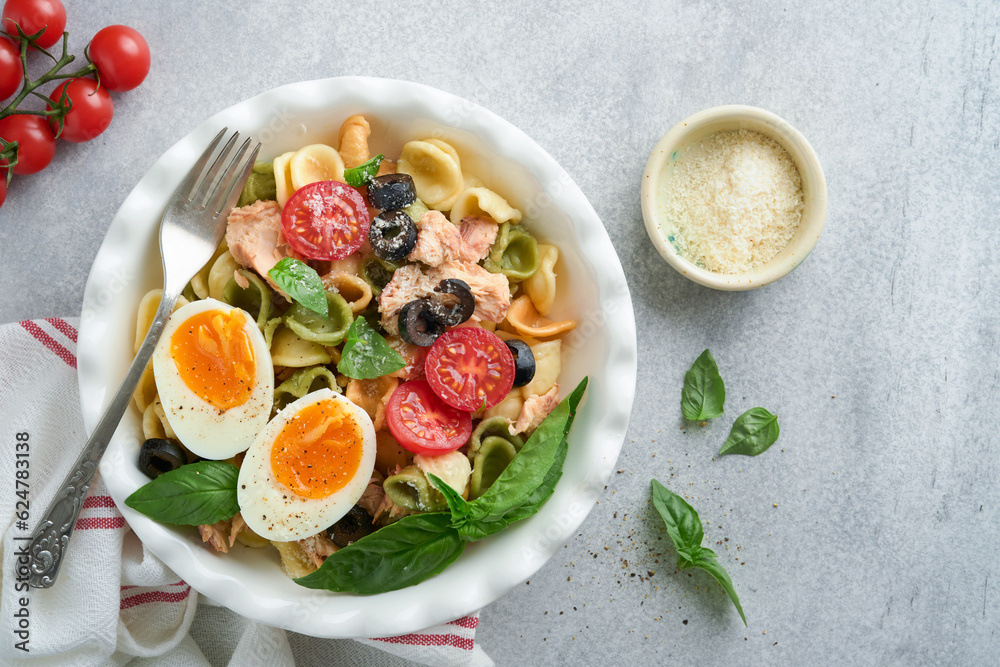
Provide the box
[47,78,113,143]
[2,0,66,49]
[424,327,515,412]
[0,114,55,174]
[0,174,7,208]
[386,380,473,456]
[0,36,21,100]
[88,25,150,92]
[282,180,370,260]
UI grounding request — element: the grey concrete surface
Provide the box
[2,0,999,664]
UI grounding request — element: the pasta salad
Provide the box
[125,114,585,593]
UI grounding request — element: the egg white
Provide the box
[152,298,273,460]
[238,389,376,542]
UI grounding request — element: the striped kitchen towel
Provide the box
[0,318,492,667]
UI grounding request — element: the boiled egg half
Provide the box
[238,389,376,542]
[152,298,273,459]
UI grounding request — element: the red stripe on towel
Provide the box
[19,321,76,368]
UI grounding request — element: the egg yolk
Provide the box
[170,309,256,411]
[270,399,363,500]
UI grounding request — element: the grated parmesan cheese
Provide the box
[658,129,804,274]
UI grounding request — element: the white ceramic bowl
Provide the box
[78,77,637,638]
[641,105,828,290]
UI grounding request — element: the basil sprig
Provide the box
[337,316,405,380]
[719,408,779,456]
[125,461,240,526]
[650,479,746,626]
[343,154,384,188]
[268,257,328,318]
[681,349,725,421]
[294,377,588,594]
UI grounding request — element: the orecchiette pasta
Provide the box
[449,187,522,225]
[272,151,297,207]
[289,144,346,191]
[282,293,353,346]
[272,540,317,578]
[483,388,525,423]
[521,339,561,399]
[321,271,373,314]
[523,244,559,316]
[134,288,190,353]
[132,360,158,415]
[375,430,412,475]
[189,240,229,300]
[484,223,539,280]
[383,465,445,512]
[207,250,241,301]
[504,294,577,339]
[273,366,340,412]
[345,375,399,431]
[222,269,274,329]
[469,438,517,500]
[141,400,165,440]
[337,114,371,168]
[396,140,464,211]
[269,325,333,367]
[414,451,471,498]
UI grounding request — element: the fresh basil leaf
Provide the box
[125,461,239,526]
[293,513,464,594]
[650,479,746,626]
[343,154,384,188]
[718,407,779,457]
[337,316,405,380]
[427,473,473,523]
[497,435,568,525]
[467,377,587,523]
[680,545,747,626]
[681,349,725,421]
[268,257,328,318]
[650,479,704,549]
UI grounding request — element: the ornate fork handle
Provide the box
[27,290,178,588]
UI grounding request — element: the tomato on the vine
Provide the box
[282,180,371,260]
[424,327,516,412]
[0,36,21,100]
[1,0,66,49]
[48,78,113,143]
[0,114,55,174]
[88,25,149,92]
[386,380,473,456]
[0,174,7,207]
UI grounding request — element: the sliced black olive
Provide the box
[138,438,188,479]
[431,278,476,327]
[505,339,536,388]
[369,209,418,262]
[398,298,446,347]
[367,173,417,210]
[326,504,377,547]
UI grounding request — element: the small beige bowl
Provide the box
[641,105,828,290]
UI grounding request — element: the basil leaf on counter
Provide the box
[650,479,746,626]
[268,257,328,318]
[337,316,406,380]
[343,153,384,188]
[718,407,779,457]
[293,513,464,594]
[125,461,239,526]
[681,349,725,421]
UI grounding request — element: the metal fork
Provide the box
[26,128,261,588]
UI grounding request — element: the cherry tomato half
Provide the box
[2,0,66,49]
[0,36,21,100]
[0,114,55,174]
[48,78,113,143]
[386,380,473,456]
[88,25,150,92]
[425,327,515,412]
[281,180,370,260]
